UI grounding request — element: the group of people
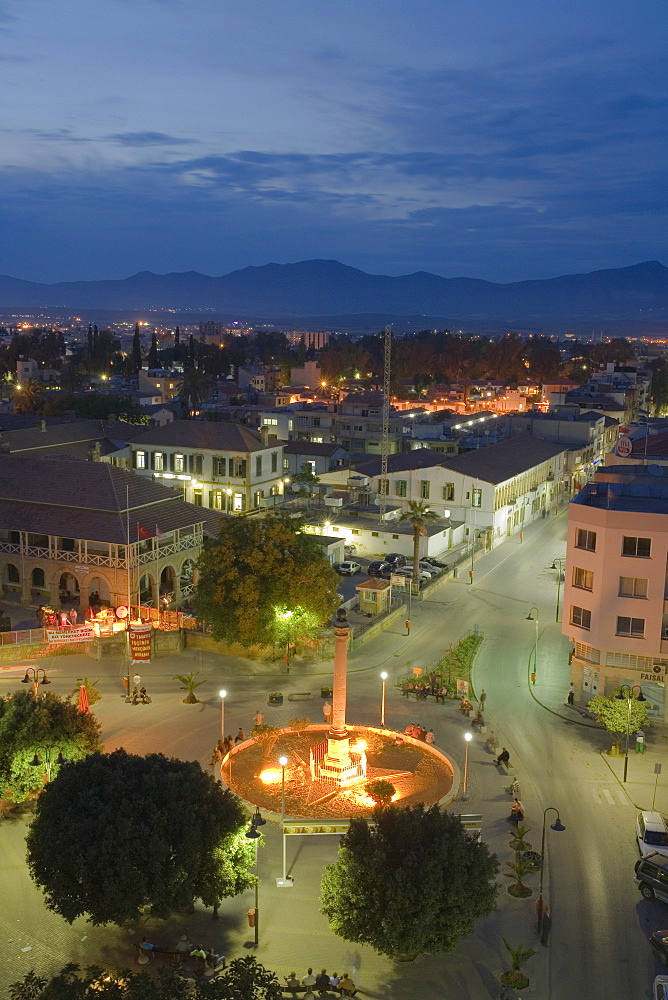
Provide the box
[138,935,225,970]
[404,723,435,744]
[401,672,450,702]
[285,968,357,997]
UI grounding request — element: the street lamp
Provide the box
[380,672,388,727]
[30,746,66,783]
[245,808,266,948]
[551,559,565,622]
[219,689,227,738]
[537,807,565,930]
[615,684,646,783]
[22,667,50,698]
[526,607,539,683]
[276,755,294,887]
[462,731,473,799]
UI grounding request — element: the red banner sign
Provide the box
[128,623,152,662]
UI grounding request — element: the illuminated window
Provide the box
[573,567,594,591]
[420,480,430,499]
[619,577,648,598]
[396,480,407,497]
[154,452,164,471]
[232,493,244,511]
[443,483,455,501]
[174,454,185,472]
[472,488,482,508]
[135,451,146,469]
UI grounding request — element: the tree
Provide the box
[180,367,212,415]
[588,691,648,753]
[12,379,45,414]
[398,500,439,583]
[320,804,498,959]
[0,691,102,803]
[26,749,253,925]
[194,514,339,648]
[173,671,205,704]
[132,323,142,371]
[364,779,395,807]
[9,957,283,999]
[290,462,320,497]
[501,940,536,992]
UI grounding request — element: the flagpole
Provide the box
[125,484,132,702]
[155,524,159,625]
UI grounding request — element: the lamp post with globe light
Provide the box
[462,731,473,799]
[30,746,66,783]
[537,807,566,930]
[245,807,266,947]
[526,607,539,683]
[22,667,50,698]
[277,755,294,887]
[380,671,388,727]
[219,689,226,738]
[616,684,646,783]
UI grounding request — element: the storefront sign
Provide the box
[128,623,152,662]
[616,435,633,458]
[641,668,665,684]
[46,626,95,644]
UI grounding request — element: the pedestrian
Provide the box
[567,682,575,706]
[223,735,233,754]
[174,935,192,961]
[234,727,246,744]
[70,607,78,626]
[133,672,141,693]
[479,688,486,709]
[535,895,547,933]
[635,728,646,754]
[494,747,510,767]
[540,906,552,946]
[323,700,332,725]
[140,686,151,704]
[425,728,435,744]
[253,709,264,728]
[508,798,524,825]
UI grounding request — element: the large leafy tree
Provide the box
[588,691,649,752]
[398,500,439,583]
[9,957,283,999]
[26,749,253,925]
[321,804,498,959]
[0,691,102,803]
[194,514,339,647]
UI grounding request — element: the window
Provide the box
[622,536,651,558]
[232,493,244,511]
[265,417,278,426]
[256,455,263,477]
[32,568,45,587]
[371,531,378,537]
[213,456,226,477]
[135,450,146,469]
[616,616,645,637]
[420,480,430,500]
[619,576,648,598]
[396,479,407,497]
[472,488,482,508]
[575,528,596,551]
[191,454,203,475]
[154,452,164,471]
[570,606,591,629]
[174,454,185,473]
[572,567,594,591]
[6,564,19,583]
[210,490,223,510]
[283,458,290,470]
[193,489,203,506]
[443,483,455,501]
[232,459,247,477]
[271,452,278,473]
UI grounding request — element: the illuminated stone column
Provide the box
[317,609,358,784]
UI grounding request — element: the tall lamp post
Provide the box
[526,607,539,683]
[276,755,294,887]
[219,689,227,738]
[537,806,565,930]
[551,559,565,622]
[616,684,645,783]
[380,671,388,727]
[462,731,473,799]
[22,667,50,698]
[30,746,66,783]
[245,807,266,947]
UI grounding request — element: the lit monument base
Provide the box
[313,734,366,787]
[276,876,294,887]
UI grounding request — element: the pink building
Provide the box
[563,464,668,720]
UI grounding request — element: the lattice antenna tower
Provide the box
[379,323,392,521]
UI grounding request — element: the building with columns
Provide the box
[0,456,221,610]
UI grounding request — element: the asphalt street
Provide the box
[0,509,665,998]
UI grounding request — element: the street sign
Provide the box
[656,763,662,775]
[459,813,482,842]
[390,574,405,586]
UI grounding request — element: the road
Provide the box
[0,509,664,997]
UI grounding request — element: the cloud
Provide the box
[104,131,198,147]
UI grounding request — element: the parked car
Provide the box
[367,560,389,576]
[396,566,431,582]
[337,561,361,576]
[385,553,407,568]
[635,853,668,902]
[423,557,447,568]
[344,544,357,556]
[654,974,668,997]
[404,563,433,579]
[650,930,668,967]
[637,811,668,857]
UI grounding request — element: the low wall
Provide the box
[351,602,407,649]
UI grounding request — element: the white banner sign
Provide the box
[46,626,95,644]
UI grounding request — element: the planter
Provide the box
[321,687,333,698]
[521,850,541,870]
[507,884,533,898]
[268,693,283,706]
[500,971,530,991]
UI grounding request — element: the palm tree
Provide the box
[501,939,536,991]
[173,671,205,704]
[12,379,44,414]
[179,368,212,416]
[398,500,439,584]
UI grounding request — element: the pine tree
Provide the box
[147,331,159,369]
[132,323,142,372]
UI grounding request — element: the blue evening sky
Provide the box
[0,0,666,282]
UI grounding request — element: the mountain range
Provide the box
[0,259,666,332]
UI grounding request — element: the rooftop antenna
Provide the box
[379,324,392,521]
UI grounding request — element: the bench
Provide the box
[288,692,313,702]
[281,990,355,998]
[498,758,514,775]
[135,945,206,967]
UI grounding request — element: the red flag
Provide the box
[78,684,90,714]
[137,524,152,539]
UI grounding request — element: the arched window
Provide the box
[32,568,45,587]
[6,564,19,583]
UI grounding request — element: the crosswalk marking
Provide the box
[602,788,616,805]
[592,788,630,807]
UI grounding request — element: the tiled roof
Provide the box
[439,435,565,484]
[284,441,345,457]
[353,449,448,477]
[126,420,269,452]
[0,418,137,454]
[0,456,208,543]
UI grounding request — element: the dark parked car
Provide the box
[423,557,447,569]
[385,553,407,568]
[368,561,389,576]
[650,928,668,966]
